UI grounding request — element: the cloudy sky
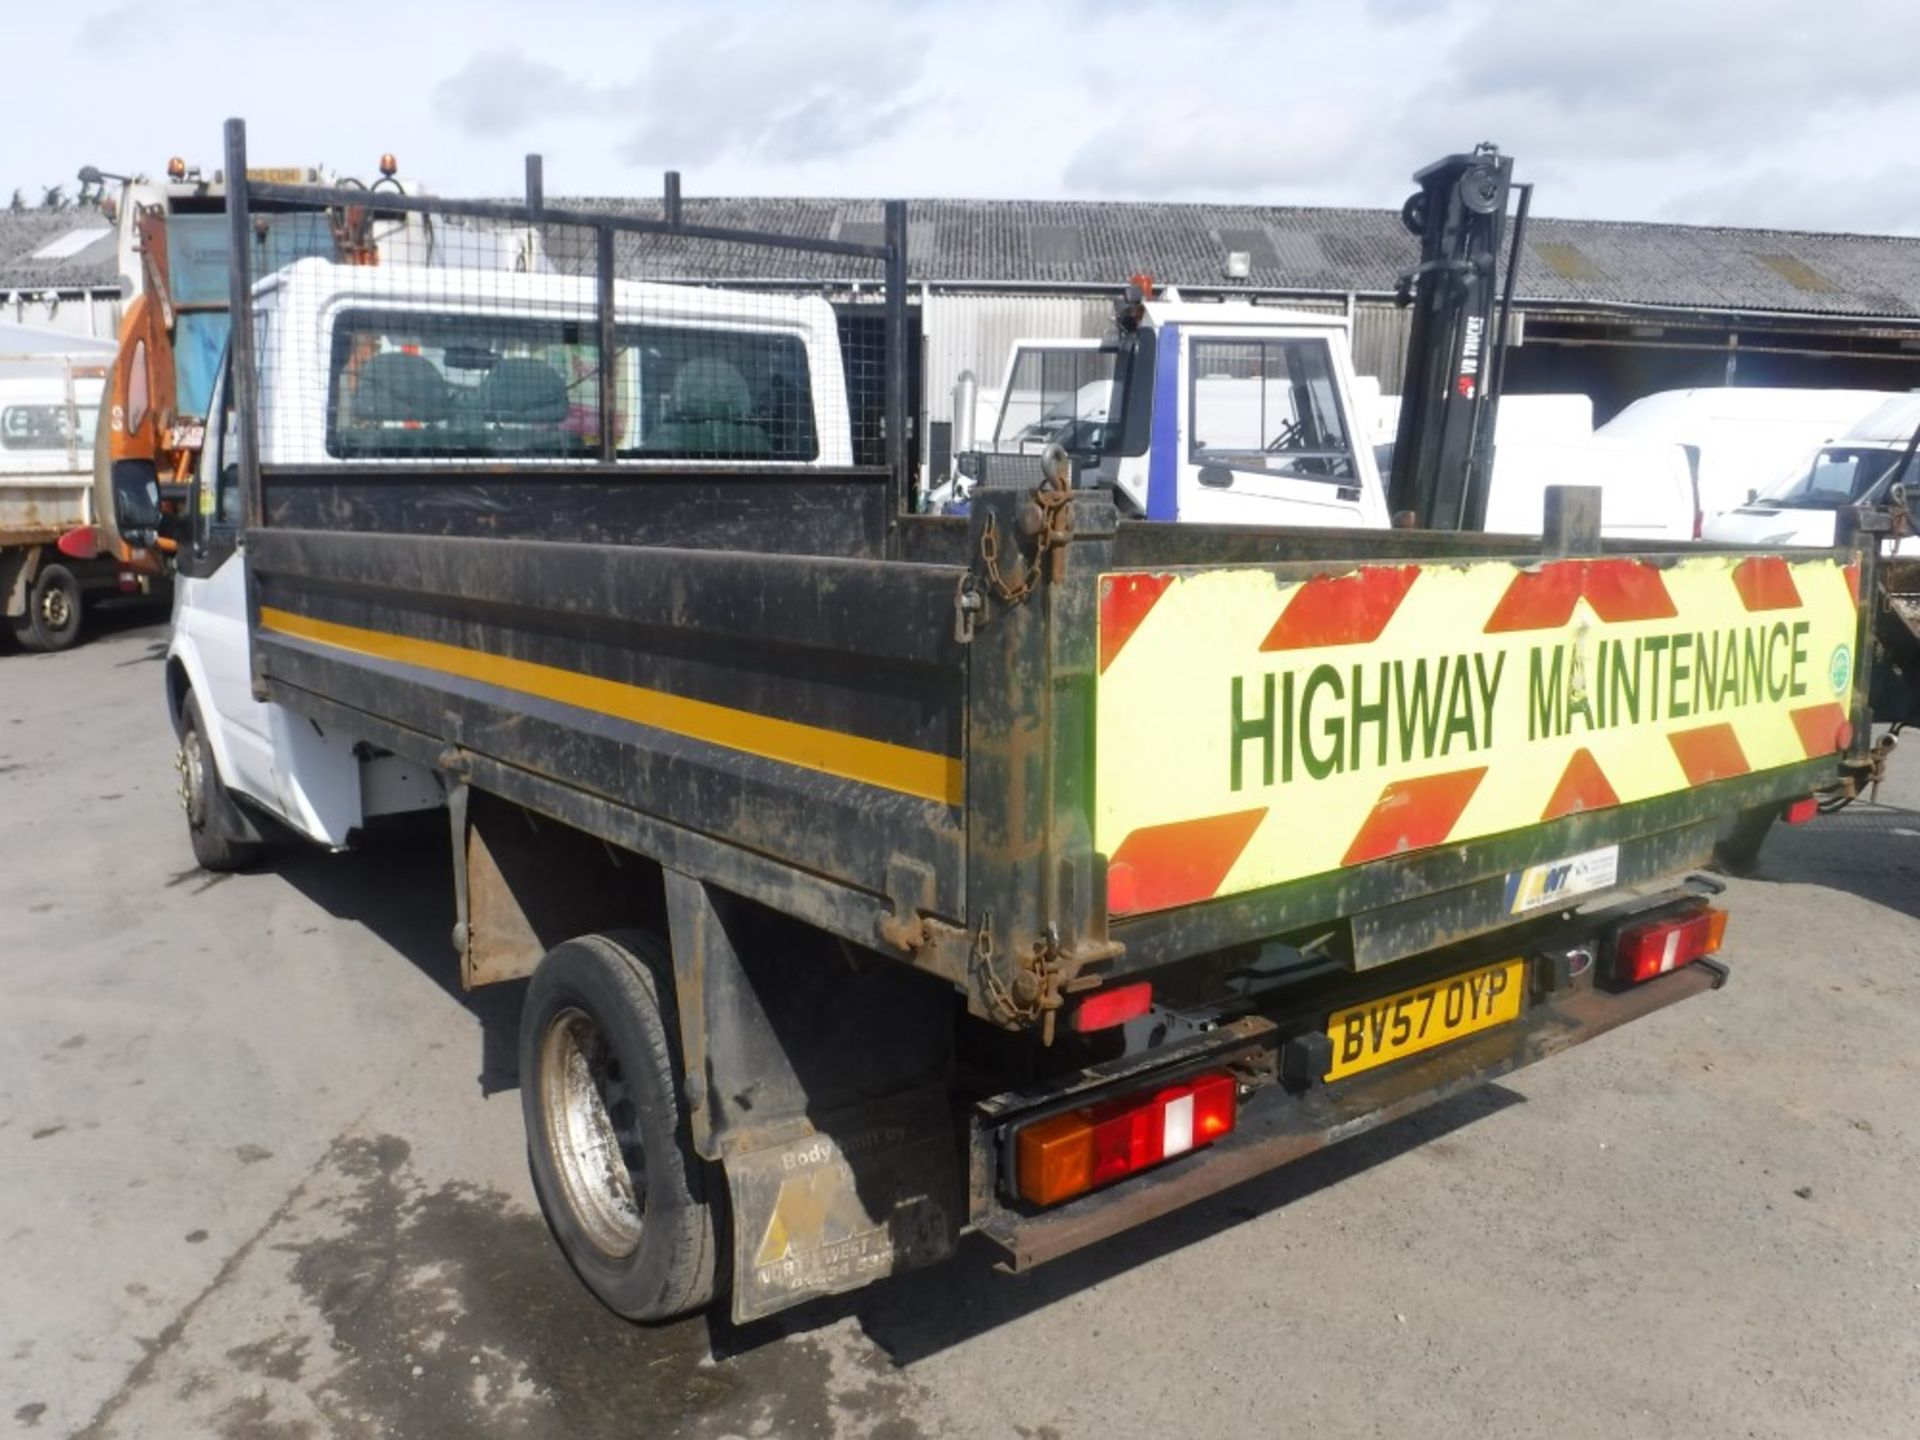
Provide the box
[7,0,1920,233]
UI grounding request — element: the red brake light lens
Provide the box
[1015,1071,1237,1207]
[1069,981,1152,1034]
[1613,907,1727,986]
[1783,796,1818,826]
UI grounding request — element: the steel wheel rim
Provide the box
[40,581,72,632]
[539,1006,646,1258]
[178,727,207,826]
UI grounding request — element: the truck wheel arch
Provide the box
[165,656,193,736]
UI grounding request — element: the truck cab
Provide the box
[958,300,1696,540]
[971,298,1391,528]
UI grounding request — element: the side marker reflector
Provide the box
[1069,982,1152,1034]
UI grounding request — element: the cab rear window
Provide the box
[323,309,817,462]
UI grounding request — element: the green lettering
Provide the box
[1609,637,1641,725]
[1529,646,1564,741]
[1473,651,1505,750]
[1669,633,1693,719]
[1718,629,1741,710]
[1767,622,1789,701]
[1301,665,1345,780]
[1694,629,1717,713]
[1394,657,1446,761]
[1443,656,1478,753]
[1350,662,1391,771]
[1743,627,1765,705]
[1281,669,1295,783]
[1790,620,1809,697]
[1643,634,1670,720]
[1230,674,1275,792]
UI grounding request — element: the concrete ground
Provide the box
[3,614,1918,1440]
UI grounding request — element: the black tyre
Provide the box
[177,693,263,872]
[520,931,719,1321]
[11,561,83,652]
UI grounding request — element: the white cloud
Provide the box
[0,0,1912,235]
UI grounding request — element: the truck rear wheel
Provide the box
[11,561,83,652]
[520,931,719,1322]
[178,694,263,872]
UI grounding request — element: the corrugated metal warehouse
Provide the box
[7,196,1920,432]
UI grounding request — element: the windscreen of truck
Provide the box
[992,339,1153,460]
[1759,444,1920,507]
[1188,336,1354,480]
[323,310,817,462]
[169,213,337,424]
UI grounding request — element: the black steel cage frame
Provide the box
[219,117,913,532]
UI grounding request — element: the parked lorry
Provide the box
[0,353,134,650]
[157,125,1874,1325]
[78,152,469,590]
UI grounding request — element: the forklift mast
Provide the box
[1386,145,1526,530]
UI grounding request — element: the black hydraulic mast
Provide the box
[1386,144,1516,530]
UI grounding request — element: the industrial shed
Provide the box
[8,191,1920,432]
[557,195,1920,439]
[0,211,122,340]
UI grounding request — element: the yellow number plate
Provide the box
[1325,958,1525,1082]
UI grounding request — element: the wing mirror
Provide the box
[1198,463,1235,489]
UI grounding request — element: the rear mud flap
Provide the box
[725,1091,959,1323]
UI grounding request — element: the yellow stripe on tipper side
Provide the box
[258,606,964,807]
[1095,553,1859,913]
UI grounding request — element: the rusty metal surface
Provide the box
[0,478,91,542]
[460,806,545,989]
[457,791,654,990]
[973,961,1720,1271]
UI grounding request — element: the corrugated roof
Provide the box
[546,197,1920,322]
[0,210,120,292]
[6,193,1918,323]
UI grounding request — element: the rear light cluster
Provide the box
[1015,1071,1237,1207]
[1612,906,1727,986]
[1783,796,1819,826]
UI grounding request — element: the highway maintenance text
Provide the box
[1229,618,1813,790]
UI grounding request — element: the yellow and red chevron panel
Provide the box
[1096,553,1858,916]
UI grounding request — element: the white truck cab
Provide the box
[958,302,1691,538]
[168,259,851,861]
[974,299,1391,528]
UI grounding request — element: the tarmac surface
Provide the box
[4,612,1919,1439]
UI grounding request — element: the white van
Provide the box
[1703,394,1920,555]
[1483,435,1695,541]
[1596,387,1896,530]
